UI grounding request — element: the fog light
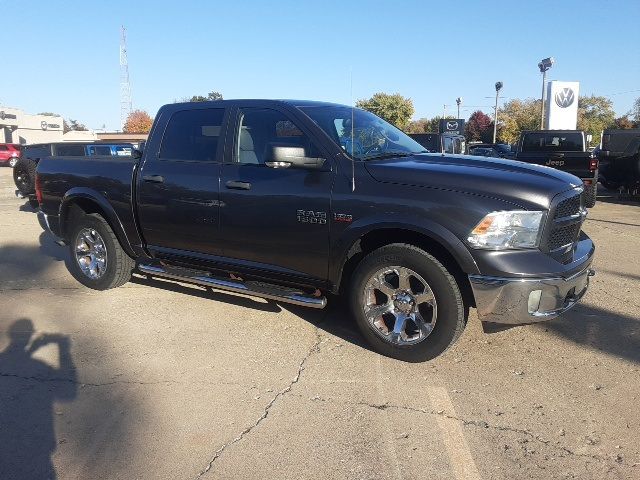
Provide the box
[528,290,542,313]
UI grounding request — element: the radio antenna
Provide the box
[350,68,355,192]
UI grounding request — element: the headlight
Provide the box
[467,210,545,250]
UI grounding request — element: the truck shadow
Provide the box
[544,303,640,364]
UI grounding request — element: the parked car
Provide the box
[35,100,594,362]
[516,130,598,207]
[469,143,515,159]
[0,143,21,167]
[597,128,640,193]
[13,142,133,196]
[468,147,500,158]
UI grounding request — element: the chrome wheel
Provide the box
[363,266,437,346]
[9,157,18,168]
[75,228,107,280]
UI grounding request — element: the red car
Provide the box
[0,143,21,167]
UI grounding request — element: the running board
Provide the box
[137,264,327,309]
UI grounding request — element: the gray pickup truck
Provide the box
[35,100,595,361]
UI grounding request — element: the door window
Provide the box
[235,108,317,165]
[160,108,225,162]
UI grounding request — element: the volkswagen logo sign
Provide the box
[555,87,575,109]
[446,121,459,130]
[41,120,49,130]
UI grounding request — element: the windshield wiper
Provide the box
[362,151,416,161]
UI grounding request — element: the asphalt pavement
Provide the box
[0,167,638,479]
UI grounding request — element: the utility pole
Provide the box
[538,57,554,130]
[120,26,133,131]
[493,82,503,144]
[456,97,462,119]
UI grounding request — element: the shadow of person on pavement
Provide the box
[0,318,77,480]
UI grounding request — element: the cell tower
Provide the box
[119,26,132,131]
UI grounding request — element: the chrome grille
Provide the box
[544,188,585,261]
[554,194,582,219]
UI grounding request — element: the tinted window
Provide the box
[522,133,583,152]
[236,108,316,165]
[0,145,7,151]
[160,108,224,161]
[90,146,112,155]
[23,146,50,159]
[55,144,87,156]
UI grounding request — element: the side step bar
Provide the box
[137,264,327,309]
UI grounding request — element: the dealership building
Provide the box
[0,106,99,144]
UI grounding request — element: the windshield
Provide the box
[300,106,427,160]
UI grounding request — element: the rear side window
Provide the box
[160,108,225,162]
[89,145,112,156]
[55,144,87,156]
[0,145,7,151]
[522,133,583,152]
[23,146,49,159]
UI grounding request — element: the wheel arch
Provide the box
[332,223,478,309]
[59,188,136,258]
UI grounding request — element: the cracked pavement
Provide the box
[1,168,639,479]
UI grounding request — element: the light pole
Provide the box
[493,82,502,144]
[538,57,554,129]
[456,97,462,119]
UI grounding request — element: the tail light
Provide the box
[589,158,598,171]
[35,173,43,205]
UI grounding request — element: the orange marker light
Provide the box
[472,216,494,235]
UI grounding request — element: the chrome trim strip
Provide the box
[138,264,327,309]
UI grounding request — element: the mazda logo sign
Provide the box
[41,121,48,130]
[555,87,575,109]
[446,121,459,130]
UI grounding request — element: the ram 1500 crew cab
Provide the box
[35,100,595,361]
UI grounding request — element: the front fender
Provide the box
[59,188,136,258]
[329,213,480,288]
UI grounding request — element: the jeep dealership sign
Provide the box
[545,81,580,130]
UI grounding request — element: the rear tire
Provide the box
[13,157,37,195]
[584,183,597,208]
[349,244,467,362]
[67,213,134,290]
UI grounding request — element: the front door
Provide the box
[219,106,333,282]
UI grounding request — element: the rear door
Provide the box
[137,106,228,258]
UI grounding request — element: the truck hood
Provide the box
[364,153,581,209]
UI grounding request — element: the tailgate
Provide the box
[517,152,593,178]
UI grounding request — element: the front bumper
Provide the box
[469,264,595,324]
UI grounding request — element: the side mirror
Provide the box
[265,144,326,170]
[131,149,143,160]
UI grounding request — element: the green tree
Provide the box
[188,91,223,102]
[497,98,541,144]
[577,95,615,146]
[67,119,88,132]
[356,92,414,130]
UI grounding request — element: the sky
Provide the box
[2,0,639,131]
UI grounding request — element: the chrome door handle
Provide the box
[225,180,251,190]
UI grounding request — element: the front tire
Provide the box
[67,213,134,290]
[350,244,467,362]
